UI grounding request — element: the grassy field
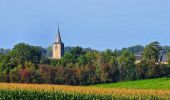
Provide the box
[94,77,170,90]
[0,78,170,99]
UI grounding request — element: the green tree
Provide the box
[77,55,88,67]
[167,51,170,64]
[137,42,164,79]
[0,48,11,54]
[142,41,162,62]
[118,50,136,81]
[136,59,162,79]
[61,52,76,67]
[50,59,58,66]
[99,50,119,83]
[127,45,144,54]
[10,43,43,67]
[46,46,52,57]
[40,57,50,65]
[0,54,14,74]
[0,53,4,62]
[70,46,84,57]
[85,51,100,67]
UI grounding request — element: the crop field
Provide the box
[0,78,170,100]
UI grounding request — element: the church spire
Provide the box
[53,23,64,59]
[56,24,62,43]
[58,23,60,33]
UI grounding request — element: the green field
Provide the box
[94,77,170,90]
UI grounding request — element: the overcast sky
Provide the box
[0,0,170,50]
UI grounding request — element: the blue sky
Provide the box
[0,0,170,50]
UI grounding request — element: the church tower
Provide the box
[52,26,64,59]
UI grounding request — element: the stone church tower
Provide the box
[52,26,64,59]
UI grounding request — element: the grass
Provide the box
[94,77,170,90]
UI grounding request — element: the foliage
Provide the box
[0,54,14,74]
[0,42,170,85]
[10,43,44,67]
[127,45,144,54]
[99,50,119,83]
[167,51,170,64]
[40,57,50,65]
[0,48,11,54]
[118,50,136,81]
[142,41,162,62]
[45,46,52,57]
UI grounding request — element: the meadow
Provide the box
[94,77,170,90]
[0,78,170,99]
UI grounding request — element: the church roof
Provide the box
[56,26,62,43]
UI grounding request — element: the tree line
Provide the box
[0,41,170,85]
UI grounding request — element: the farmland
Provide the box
[94,77,170,90]
[0,78,170,99]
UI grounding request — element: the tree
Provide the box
[118,50,136,81]
[99,50,119,83]
[50,59,58,66]
[136,60,153,79]
[77,55,88,67]
[39,65,56,84]
[85,51,100,67]
[0,54,14,74]
[136,59,164,79]
[0,53,4,61]
[127,45,144,54]
[167,51,170,64]
[64,46,73,53]
[61,52,76,67]
[137,42,166,79]
[40,57,50,65]
[70,46,85,57]
[0,48,11,54]
[46,46,52,57]
[163,46,170,53]
[37,46,47,58]
[10,43,43,67]
[142,41,162,62]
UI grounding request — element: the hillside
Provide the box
[94,77,170,90]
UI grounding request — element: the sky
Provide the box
[0,0,170,50]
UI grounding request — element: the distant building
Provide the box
[52,26,64,59]
[135,55,142,64]
[135,54,168,64]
